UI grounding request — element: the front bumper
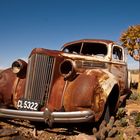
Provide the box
[0,108,95,126]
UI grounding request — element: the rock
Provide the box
[0,128,18,137]
[108,128,118,137]
[75,133,96,140]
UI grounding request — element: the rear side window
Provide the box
[112,46,123,60]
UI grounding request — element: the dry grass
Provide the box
[129,70,139,83]
[131,73,139,82]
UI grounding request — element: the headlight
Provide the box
[12,59,27,76]
[59,60,76,80]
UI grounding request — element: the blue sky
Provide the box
[0,0,139,69]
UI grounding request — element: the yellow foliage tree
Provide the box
[120,25,140,61]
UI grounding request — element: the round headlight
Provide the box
[59,60,77,80]
[11,59,27,76]
[12,61,23,74]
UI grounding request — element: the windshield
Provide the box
[62,42,108,56]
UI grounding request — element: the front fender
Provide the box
[99,69,118,97]
[63,69,119,121]
[0,68,26,108]
[0,68,16,106]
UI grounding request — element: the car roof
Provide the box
[62,39,115,47]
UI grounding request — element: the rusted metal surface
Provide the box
[61,39,114,49]
[63,69,108,121]
[0,39,129,125]
[13,78,26,108]
[0,69,16,106]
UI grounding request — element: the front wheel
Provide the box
[95,101,111,128]
[103,102,111,123]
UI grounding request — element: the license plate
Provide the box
[17,99,39,111]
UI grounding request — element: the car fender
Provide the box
[63,68,119,121]
[99,69,118,97]
[0,68,16,106]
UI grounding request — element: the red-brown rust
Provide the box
[63,69,107,120]
[13,78,26,107]
[46,57,65,111]
[62,39,114,49]
[110,63,126,93]
[47,76,65,111]
[0,68,25,108]
[0,69,16,106]
[29,48,63,58]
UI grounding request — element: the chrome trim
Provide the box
[0,108,94,126]
[24,54,55,104]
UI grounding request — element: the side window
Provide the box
[112,46,123,60]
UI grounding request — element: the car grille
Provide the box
[24,54,55,106]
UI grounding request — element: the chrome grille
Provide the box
[24,54,55,105]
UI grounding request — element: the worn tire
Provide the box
[95,101,111,128]
[103,102,110,123]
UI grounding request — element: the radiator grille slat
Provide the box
[24,54,55,105]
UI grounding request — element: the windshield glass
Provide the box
[62,42,108,56]
[62,43,82,54]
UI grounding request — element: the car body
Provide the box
[0,39,130,126]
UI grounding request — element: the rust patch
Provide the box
[47,76,65,111]
[63,70,103,107]
[0,69,16,106]
[13,78,26,108]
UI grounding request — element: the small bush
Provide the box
[137,130,140,136]
[119,118,128,127]
[135,112,140,127]
[129,93,140,100]
[116,108,127,120]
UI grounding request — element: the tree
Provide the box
[120,25,140,61]
[120,25,140,90]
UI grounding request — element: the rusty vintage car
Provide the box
[0,39,130,126]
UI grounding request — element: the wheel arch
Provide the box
[97,84,120,124]
[107,84,120,115]
[98,69,120,115]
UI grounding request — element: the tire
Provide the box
[95,101,111,128]
[103,102,110,123]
